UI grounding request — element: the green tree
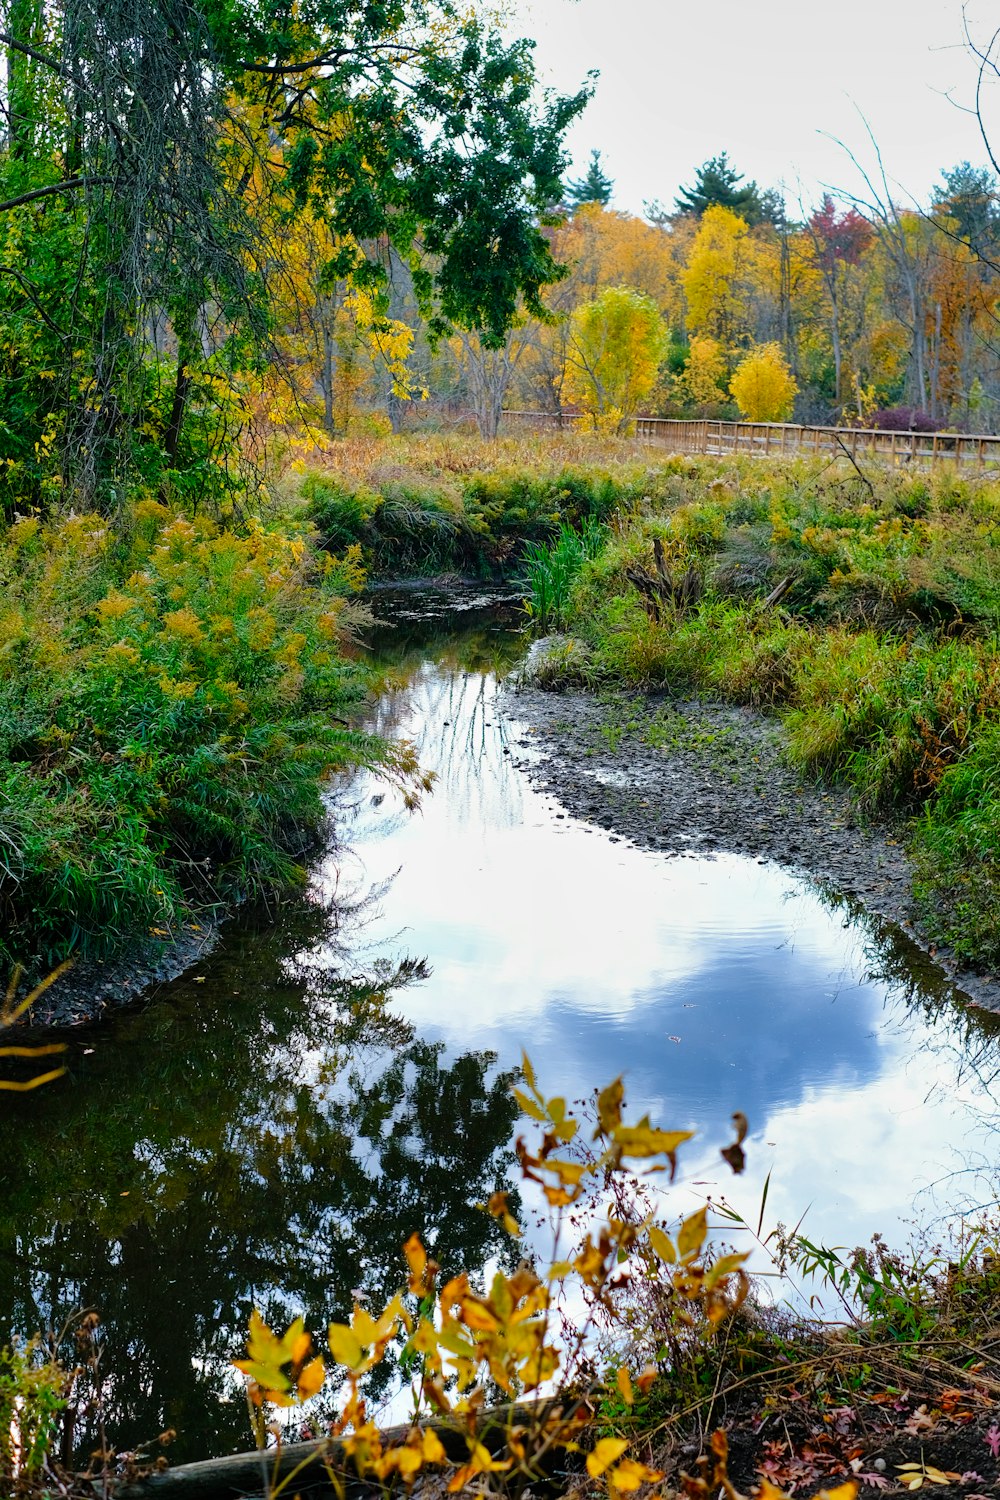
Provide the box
[0,0,591,507]
[933,162,1000,251]
[674,152,762,222]
[0,938,520,1465]
[565,149,614,207]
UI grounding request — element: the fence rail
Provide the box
[502,411,1000,468]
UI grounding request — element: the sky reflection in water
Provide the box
[320,629,1000,1258]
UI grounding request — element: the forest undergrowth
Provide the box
[0,497,427,969]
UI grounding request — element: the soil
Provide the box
[505,684,1000,1017]
[6,920,219,1031]
[658,1382,1000,1500]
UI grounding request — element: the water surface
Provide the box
[2,584,999,1463]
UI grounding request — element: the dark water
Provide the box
[3,584,1000,1464]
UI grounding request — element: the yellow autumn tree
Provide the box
[729,343,798,421]
[515,203,690,416]
[681,335,728,407]
[219,99,422,437]
[564,285,669,433]
[682,204,755,355]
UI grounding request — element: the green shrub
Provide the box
[0,506,413,964]
[0,1340,66,1481]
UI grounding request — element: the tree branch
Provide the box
[0,28,77,84]
[0,176,108,214]
[0,265,69,338]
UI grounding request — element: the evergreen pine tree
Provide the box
[565,149,614,207]
[674,153,761,223]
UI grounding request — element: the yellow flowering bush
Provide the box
[0,505,423,964]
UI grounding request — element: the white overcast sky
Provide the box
[506,0,1000,217]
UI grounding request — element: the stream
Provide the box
[2,583,1000,1464]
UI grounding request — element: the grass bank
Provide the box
[518,451,1000,968]
[278,431,662,576]
[0,501,420,969]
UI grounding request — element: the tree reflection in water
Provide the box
[0,896,519,1463]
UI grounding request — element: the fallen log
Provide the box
[113,1399,586,1500]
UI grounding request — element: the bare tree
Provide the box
[453,325,532,439]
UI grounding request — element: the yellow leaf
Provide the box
[648,1225,676,1264]
[289,1329,311,1367]
[613,1119,694,1160]
[757,1481,788,1500]
[421,1428,448,1464]
[404,1231,430,1293]
[677,1205,709,1261]
[586,1438,629,1478]
[705,1250,751,1288]
[327,1324,364,1370]
[232,1359,291,1394]
[411,1319,440,1355]
[512,1087,547,1122]
[486,1190,521,1237]
[818,1486,859,1500]
[616,1366,634,1407]
[296,1355,326,1401]
[460,1298,501,1333]
[595,1077,624,1137]
[609,1458,664,1491]
[545,1157,588,1186]
[378,1444,423,1480]
[520,1343,559,1389]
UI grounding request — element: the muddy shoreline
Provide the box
[505,683,1000,1015]
[6,920,220,1031]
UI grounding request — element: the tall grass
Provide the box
[515,451,1000,966]
[523,518,607,631]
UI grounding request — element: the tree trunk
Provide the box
[163,359,191,468]
[321,326,335,434]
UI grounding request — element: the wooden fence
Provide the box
[502,411,1000,469]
